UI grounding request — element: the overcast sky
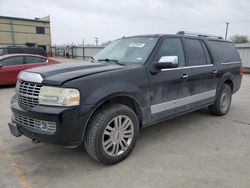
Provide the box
[1,0,250,45]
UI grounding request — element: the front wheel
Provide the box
[84,104,139,165]
[209,83,232,116]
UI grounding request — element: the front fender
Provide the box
[83,82,145,107]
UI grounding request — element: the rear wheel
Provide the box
[84,104,139,165]
[209,83,232,116]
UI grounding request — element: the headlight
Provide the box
[39,86,80,106]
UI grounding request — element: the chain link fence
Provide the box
[51,46,105,59]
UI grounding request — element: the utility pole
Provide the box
[82,38,85,60]
[95,37,99,46]
[225,22,230,40]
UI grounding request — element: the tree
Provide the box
[101,41,112,46]
[230,35,249,44]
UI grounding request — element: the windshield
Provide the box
[94,36,159,64]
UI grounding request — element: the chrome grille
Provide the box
[16,80,42,109]
[13,113,56,134]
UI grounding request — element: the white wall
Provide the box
[235,43,250,68]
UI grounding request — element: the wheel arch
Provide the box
[224,79,234,91]
[81,93,144,144]
[218,72,234,94]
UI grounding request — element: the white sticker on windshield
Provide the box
[129,43,145,48]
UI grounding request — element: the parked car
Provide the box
[0,54,59,86]
[8,32,242,165]
[0,47,47,57]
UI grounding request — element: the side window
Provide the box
[154,38,185,67]
[185,39,207,66]
[208,41,240,63]
[26,57,44,64]
[0,57,23,66]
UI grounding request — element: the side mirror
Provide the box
[155,56,178,69]
[0,64,2,68]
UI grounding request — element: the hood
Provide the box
[26,62,124,85]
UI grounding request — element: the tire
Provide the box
[209,83,232,116]
[84,104,139,165]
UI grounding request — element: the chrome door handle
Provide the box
[212,70,217,74]
[182,74,189,79]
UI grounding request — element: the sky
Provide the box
[1,0,250,45]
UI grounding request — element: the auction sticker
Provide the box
[129,43,145,48]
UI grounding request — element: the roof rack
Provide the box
[177,31,223,39]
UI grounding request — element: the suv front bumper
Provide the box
[9,95,94,146]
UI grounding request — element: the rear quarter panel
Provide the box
[216,62,242,94]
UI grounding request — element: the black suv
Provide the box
[0,46,47,57]
[8,32,242,165]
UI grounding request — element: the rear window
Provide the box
[208,41,240,63]
[26,56,47,64]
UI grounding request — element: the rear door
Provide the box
[148,37,192,120]
[23,56,48,70]
[183,38,217,109]
[0,56,24,85]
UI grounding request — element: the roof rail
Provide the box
[177,31,223,39]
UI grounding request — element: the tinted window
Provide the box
[38,45,46,51]
[185,39,206,66]
[0,48,7,56]
[154,38,185,67]
[26,57,46,64]
[4,47,46,56]
[200,41,212,64]
[36,27,45,34]
[0,57,23,66]
[208,41,240,63]
[24,48,46,56]
[7,48,23,54]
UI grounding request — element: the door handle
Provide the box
[212,70,217,74]
[181,74,189,79]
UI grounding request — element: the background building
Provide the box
[0,15,52,54]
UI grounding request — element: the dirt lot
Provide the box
[0,74,250,188]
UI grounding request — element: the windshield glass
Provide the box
[94,36,159,64]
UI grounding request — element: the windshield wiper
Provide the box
[98,58,124,66]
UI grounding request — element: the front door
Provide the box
[148,37,191,120]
